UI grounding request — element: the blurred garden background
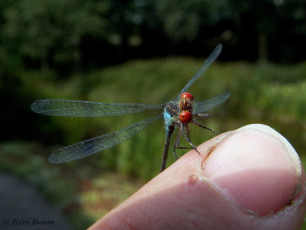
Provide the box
[0,0,305,229]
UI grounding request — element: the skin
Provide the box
[89,124,306,230]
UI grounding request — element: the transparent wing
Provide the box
[194,91,231,114]
[31,99,163,117]
[176,44,222,100]
[49,114,163,164]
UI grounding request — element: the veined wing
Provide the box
[176,44,222,100]
[194,91,231,114]
[49,114,163,164]
[31,99,163,117]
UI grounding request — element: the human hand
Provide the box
[89,124,306,230]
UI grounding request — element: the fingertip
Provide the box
[89,124,305,230]
[202,124,303,216]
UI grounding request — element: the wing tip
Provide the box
[48,151,63,164]
[214,44,223,57]
[216,43,223,51]
[31,99,45,113]
[222,91,231,102]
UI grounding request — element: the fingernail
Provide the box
[202,124,302,216]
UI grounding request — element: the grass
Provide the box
[1,58,306,229]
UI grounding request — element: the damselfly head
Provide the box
[180,92,193,99]
[179,92,194,112]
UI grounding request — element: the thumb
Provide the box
[89,124,306,230]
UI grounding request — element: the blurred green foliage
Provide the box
[1,0,109,70]
[0,0,305,72]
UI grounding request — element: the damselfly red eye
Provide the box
[180,92,194,99]
[179,111,193,123]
